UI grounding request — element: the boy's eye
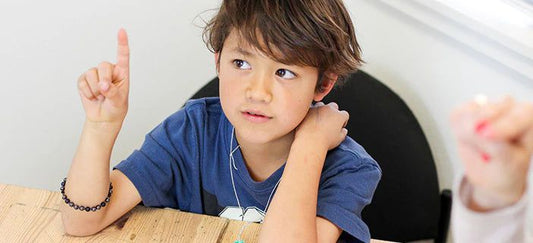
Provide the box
[233,59,251,70]
[275,69,296,79]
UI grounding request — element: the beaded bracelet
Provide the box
[60,177,113,212]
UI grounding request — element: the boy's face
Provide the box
[216,29,335,145]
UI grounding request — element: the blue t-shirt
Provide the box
[114,97,381,243]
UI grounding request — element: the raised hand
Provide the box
[450,96,533,210]
[77,29,130,125]
[295,102,349,152]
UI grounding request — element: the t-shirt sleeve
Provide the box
[317,154,381,243]
[113,105,202,209]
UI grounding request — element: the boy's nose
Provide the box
[245,73,272,103]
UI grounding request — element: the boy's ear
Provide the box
[313,73,338,102]
[214,52,220,74]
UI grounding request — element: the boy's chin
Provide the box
[235,127,295,145]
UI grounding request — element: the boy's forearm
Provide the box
[259,139,327,243]
[61,120,122,234]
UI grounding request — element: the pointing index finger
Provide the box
[116,28,130,72]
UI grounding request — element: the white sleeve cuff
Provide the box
[452,174,529,243]
[452,175,529,243]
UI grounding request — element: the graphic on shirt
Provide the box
[203,189,265,222]
[219,206,265,223]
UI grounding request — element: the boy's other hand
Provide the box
[295,102,349,152]
[450,96,533,210]
[77,28,130,126]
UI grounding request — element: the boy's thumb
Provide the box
[99,82,118,99]
[99,82,110,93]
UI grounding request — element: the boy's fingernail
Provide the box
[100,82,109,92]
[481,152,491,163]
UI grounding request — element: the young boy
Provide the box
[61,0,381,242]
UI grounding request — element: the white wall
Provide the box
[0,0,220,190]
[1,0,532,219]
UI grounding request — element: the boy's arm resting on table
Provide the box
[452,175,528,243]
[60,122,141,236]
[259,137,339,243]
[258,136,380,243]
[316,210,343,242]
[61,170,141,236]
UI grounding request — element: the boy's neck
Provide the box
[236,131,294,182]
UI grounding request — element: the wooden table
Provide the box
[0,183,393,242]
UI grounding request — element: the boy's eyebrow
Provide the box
[230,47,254,57]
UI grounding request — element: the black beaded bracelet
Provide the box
[60,177,113,212]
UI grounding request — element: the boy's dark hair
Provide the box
[203,0,362,88]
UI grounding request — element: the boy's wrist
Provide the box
[290,136,328,161]
[292,133,329,154]
[84,120,123,136]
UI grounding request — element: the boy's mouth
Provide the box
[246,111,265,117]
[241,109,272,122]
[242,109,270,117]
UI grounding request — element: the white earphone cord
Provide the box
[229,127,281,222]
[230,127,244,221]
[229,126,282,242]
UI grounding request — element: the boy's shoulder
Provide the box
[160,97,225,131]
[166,97,224,121]
[326,136,381,172]
[182,97,223,114]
